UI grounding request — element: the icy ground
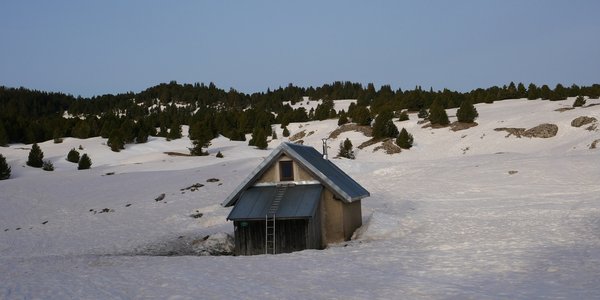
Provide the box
[1,98,600,299]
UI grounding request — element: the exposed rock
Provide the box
[181,183,204,192]
[495,123,558,138]
[571,116,597,128]
[328,124,373,139]
[289,130,306,141]
[494,127,526,138]
[523,123,558,138]
[590,139,600,149]
[206,178,220,183]
[190,210,203,219]
[450,121,478,132]
[373,139,401,154]
[155,193,166,201]
[191,233,234,256]
[357,138,383,149]
[508,170,518,175]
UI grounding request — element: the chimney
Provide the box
[322,138,328,160]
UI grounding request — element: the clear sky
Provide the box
[1,1,599,97]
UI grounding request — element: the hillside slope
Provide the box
[1,98,600,299]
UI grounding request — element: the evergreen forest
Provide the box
[1,81,599,149]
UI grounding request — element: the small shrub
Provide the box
[78,145,84,150]
[66,148,80,163]
[78,154,92,170]
[216,151,224,158]
[42,160,54,171]
[573,95,586,107]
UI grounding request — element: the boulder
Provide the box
[571,116,597,128]
[523,124,558,138]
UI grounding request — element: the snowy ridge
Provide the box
[1,97,600,299]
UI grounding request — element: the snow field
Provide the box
[1,97,600,299]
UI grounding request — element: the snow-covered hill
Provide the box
[1,98,600,299]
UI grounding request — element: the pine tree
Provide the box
[27,143,44,168]
[107,130,125,152]
[189,139,210,156]
[67,148,80,163]
[338,138,355,159]
[372,111,399,138]
[428,100,449,126]
[338,113,349,126]
[396,128,414,149]
[456,100,479,123]
[78,154,92,170]
[418,107,429,119]
[248,128,269,149]
[398,111,409,121]
[189,125,212,156]
[282,126,290,137]
[272,131,278,140]
[527,83,540,100]
[167,122,182,140]
[0,154,10,180]
[0,122,8,147]
[573,95,586,107]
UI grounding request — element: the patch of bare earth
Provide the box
[373,139,402,154]
[450,121,478,131]
[494,123,558,138]
[328,124,373,139]
[590,139,600,149]
[289,130,306,142]
[356,138,401,154]
[357,138,382,149]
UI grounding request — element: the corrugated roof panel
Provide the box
[277,185,322,218]
[227,184,322,221]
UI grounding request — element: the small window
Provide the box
[279,161,294,181]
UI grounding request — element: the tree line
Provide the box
[1,81,599,152]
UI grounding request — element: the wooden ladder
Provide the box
[265,184,288,254]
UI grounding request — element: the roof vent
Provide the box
[322,138,328,160]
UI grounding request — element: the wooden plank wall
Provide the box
[234,219,315,255]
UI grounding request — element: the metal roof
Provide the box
[285,143,370,202]
[222,142,370,207]
[227,184,323,221]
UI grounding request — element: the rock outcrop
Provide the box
[495,123,558,138]
[571,116,597,128]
